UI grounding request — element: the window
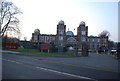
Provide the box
[88,39,89,42]
[92,38,94,42]
[59,30,64,35]
[45,36,47,42]
[81,31,86,35]
[104,39,106,43]
[41,36,44,40]
[82,37,86,42]
[34,35,38,41]
[105,44,106,47]
[97,44,99,49]
[59,36,63,40]
[97,39,100,42]
[89,38,94,42]
[53,37,55,40]
[92,44,94,48]
[60,31,63,34]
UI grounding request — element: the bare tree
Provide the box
[98,30,110,37]
[0,0,22,37]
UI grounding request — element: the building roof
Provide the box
[40,34,56,36]
[88,36,108,38]
[66,31,74,36]
[58,20,64,25]
[34,29,40,34]
[79,21,85,26]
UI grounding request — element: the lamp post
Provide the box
[37,33,40,49]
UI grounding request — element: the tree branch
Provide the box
[0,1,22,38]
[1,14,11,36]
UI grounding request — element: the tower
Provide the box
[77,21,88,55]
[56,20,66,52]
[32,29,40,42]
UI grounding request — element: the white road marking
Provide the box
[36,66,97,81]
[2,58,22,64]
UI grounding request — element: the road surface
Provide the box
[2,53,119,80]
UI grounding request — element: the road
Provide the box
[2,53,119,80]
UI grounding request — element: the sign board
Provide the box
[40,44,51,50]
[3,41,18,49]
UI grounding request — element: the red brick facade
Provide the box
[32,20,108,51]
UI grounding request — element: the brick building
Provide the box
[88,36,108,51]
[31,20,108,52]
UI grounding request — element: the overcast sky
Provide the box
[10,0,119,42]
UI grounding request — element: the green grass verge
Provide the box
[5,48,77,57]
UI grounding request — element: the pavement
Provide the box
[1,50,119,73]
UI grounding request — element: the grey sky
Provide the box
[10,0,118,42]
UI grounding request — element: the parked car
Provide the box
[110,49,117,54]
[98,46,108,54]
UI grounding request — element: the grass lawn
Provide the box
[5,48,77,57]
